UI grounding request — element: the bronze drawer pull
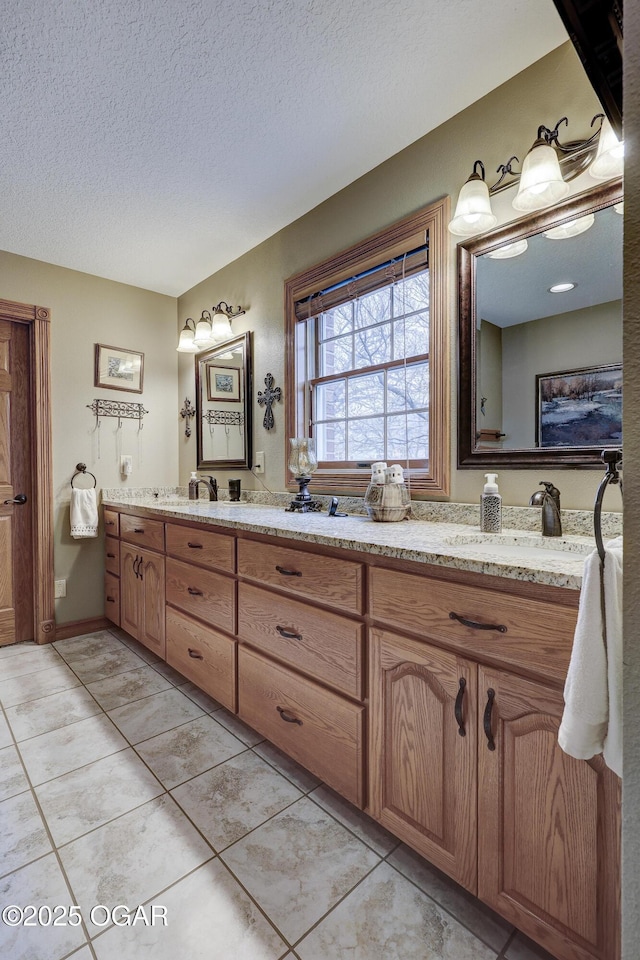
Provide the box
[105,520,115,526]
[454,677,466,737]
[275,565,302,577]
[134,527,144,533]
[187,542,203,549]
[188,648,204,660]
[106,596,115,603]
[106,552,116,558]
[484,688,496,751]
[187,587,203,596]
[277,706,302,725]
[449,611,507,633]
[276,625,302,642]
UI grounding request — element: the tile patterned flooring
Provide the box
[0,630,560,960]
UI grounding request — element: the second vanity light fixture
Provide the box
[448,115,624,238]
[176,301,246,353]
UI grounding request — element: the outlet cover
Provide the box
[254,451,265,474]
[54,579,66,599]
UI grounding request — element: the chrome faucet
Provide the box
[529,481,562,537]
[191,476,218,501]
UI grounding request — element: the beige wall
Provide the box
[178,42,616,510]
[501,300,622,446]
[0,252,178,624]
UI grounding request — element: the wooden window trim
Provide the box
[284,197,450,497]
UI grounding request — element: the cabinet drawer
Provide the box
[103,509,119,537]
[105,536,120,576]
[238,646,365,807]
[370,567,577,683]
[166,522,234,573]
[104,572,120,626]
[120,514,165,552]
[237,539,363,614]
[166,606,236,712]
[237,583,364,700]
[166,557,236,634]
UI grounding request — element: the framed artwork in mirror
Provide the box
[196,332,252,470]
[457,178,622,468]
[94,344,144,393]
[206,363,242,402]
[536,363,622,448]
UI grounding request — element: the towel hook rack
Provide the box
[70,463,97,489]
[594,449,622,562]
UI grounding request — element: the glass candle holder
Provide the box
[288,438,318,478]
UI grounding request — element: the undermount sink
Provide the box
[443,532,594,561]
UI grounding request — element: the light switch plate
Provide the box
[54,579,66,599]
[254,451,265,474]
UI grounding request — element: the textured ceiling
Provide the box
[1,1,567,297]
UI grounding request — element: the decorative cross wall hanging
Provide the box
[257,373,282,430]
[180,398,196,437]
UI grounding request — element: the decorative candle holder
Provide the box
[286,438,322,513]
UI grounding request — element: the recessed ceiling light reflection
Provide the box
[486,239,529,260]
[549,282,576,294]
[543,214,594,240]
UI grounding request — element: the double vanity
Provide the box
[101,495,620,960]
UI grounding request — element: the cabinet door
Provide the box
[139,551,166,658]
[478,666,620,960]
[369,628,477,891]
[120,542,141,640]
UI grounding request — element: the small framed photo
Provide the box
[536,363,622,448]
[206,363,242,402]
[95,344,144,393]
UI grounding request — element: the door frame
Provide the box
[0,298,55,643]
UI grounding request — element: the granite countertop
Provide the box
[101,492,608,591]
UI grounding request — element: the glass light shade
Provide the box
[176,321,198,353]
[512,143,569,212]
[211,309,233,342]
[486,239,528,260]
[448,177,497,237]
[589,118,624,180]
[543,213,595,240]
[193,315,215,348]
[614,202,624,215]
[288,438,318,477]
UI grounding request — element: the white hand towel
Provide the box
[558,536,623,777]
[70,488,99,539]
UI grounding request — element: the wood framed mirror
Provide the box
[196,332,252,470]
[457,179,622,469]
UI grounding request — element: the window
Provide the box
[285,197,450,496]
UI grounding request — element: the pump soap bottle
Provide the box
[480,473,502,533]
[188,471,199,500]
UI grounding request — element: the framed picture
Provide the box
[206,363,242,402]
[94,344,144,393]
[536,363,622,448]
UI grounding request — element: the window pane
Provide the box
[315,379,345,420]
[393,312,429,360]
[316,421,345,461]
[355,288,391,329]
[387,412,429,460]
[320,335,352,376]
[347,417,384,461]
[349,372,385,417]
[320,303,352,339]
[393,271,430,313]
[355,323,391,368]
[387,362,429,412]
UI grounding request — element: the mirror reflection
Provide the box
[196,332,252,470]
[458,181,623,468]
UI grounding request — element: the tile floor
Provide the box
[0,629,560,960]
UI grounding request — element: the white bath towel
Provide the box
[70,488,99,539]
[558,536,623,777]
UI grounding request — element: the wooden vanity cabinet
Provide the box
[120,540,165,657]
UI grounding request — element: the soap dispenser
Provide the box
[188,471,199,501]
[480,473,502,533]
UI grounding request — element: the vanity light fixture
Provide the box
[486,238,528,259]
[549,282,576,294]
[448,114,624,237]
[176,301,246,353]
[543,213,595,240]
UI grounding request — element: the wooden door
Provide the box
[139,551,165,657]
[119,542,141,641]
[369,628,477,890]
[478,666,620,960]
[0,320,34,645]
